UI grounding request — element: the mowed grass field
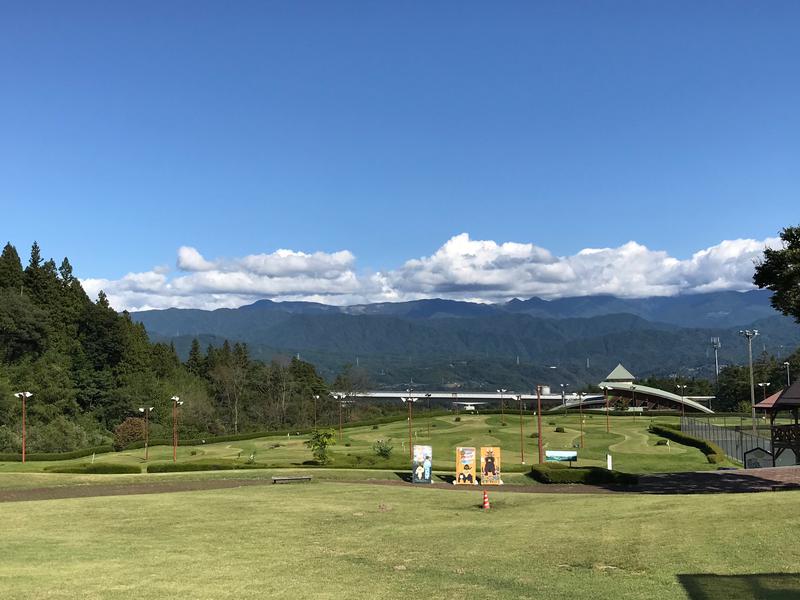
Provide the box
[0,414,733,475]
[2,481,800,599]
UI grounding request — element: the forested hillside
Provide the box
[0,242,354,454]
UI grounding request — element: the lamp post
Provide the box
[171,396,183,462]
[536,385,544,464]
[138,406,154,460]
[401,392,417,459]
[758,382,770,402]
[739,329,759,436]
[13,392,32,463]
[517,394,525,465]
[784,362,791,387]
[676,384,688,419]
[578,392,585,449]
[560,384,569,417]
[425,393,432,439]
[312,394,319,428]
[601,385,610,433]
[497,389,506,424]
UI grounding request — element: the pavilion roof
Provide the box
[754,389,783,409]
[605,363,636,382]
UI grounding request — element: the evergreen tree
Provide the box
[0,242,23,291]
[186,338,205,376]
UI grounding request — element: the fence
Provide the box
[681,416,770,464]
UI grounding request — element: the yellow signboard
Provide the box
[455,447,477,484]
[480,446,502,485]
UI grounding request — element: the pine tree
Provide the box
[186,338,205,376]
[0,242,23,291]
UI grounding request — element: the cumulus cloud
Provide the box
[81,234,780,311]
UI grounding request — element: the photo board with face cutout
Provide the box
[412,445,433,483]
[480,446,502,485]
[455,447,477,484]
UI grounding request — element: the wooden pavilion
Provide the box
[754,381,800,466]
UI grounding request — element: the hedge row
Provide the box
[530,464,638,485]
[649,424,726,464]
[44,463,142,474]
[146,461,271,473]
[0,445,115,462]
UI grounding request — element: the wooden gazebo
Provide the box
[755,381,800,466]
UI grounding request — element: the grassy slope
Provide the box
[2,482,800,599]
[0,415,733,475]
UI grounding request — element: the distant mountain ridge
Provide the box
[132,290,799,387]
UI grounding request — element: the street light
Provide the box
[330,392,347,441]
[578,392,585,449]
[171,396,183,462]
[600,385,611,433]
[676,384,688,419]
[138,406,154,460]
[739,329,760,436]
[401,391,417,459]
[497,389,507,424]
[785,362,791,387]
[425,393,432,439]
[516,394,525,465]
[758,382,770,401]
[535,386,544,464]
[560,383,569,417]
[312,395,320,428]
[13,392,32,463]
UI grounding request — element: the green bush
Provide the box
[146,461,270,473]
[45,463,141,474]
[530,464,638,485]
[649,424,726,464]
[454,417,461,422]
[529,432,539,438]
[372,439,393,459]
[372,425,379,430]
[0,445,115,462]
[655,439,668,446]
[555,427,565,433]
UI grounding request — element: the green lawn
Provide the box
[1,482,799,599]
[0,414,733,475]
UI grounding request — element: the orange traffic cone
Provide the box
[482,490,490,510]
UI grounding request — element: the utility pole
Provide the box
[676,384,688,419]
[739,330,759,437]
[517,394,525,465]
[536,386,544,464]
[171,396,183,462]
[497,389,506,423]
[14,392,32,463]
[138,406,154,460]
[401,391,417,460]
[711,337,721,409]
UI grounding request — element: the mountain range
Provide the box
[132,290,800,389]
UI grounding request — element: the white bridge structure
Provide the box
[344,363,715,414]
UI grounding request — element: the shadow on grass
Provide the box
[436,474,456,484]
[393,471,413,483]
[678,573,800,600]
[639,470,800,494]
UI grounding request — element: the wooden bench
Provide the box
[271,476,312,484]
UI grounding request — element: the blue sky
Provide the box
[1,2,798,309]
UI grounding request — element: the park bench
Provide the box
[271,475,312,485]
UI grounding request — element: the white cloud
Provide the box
[81,234,781,311]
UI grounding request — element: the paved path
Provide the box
[637,466,800,494]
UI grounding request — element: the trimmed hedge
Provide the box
[0,445,115,462]
[44,463,141,474]
[147,461,270,473]
[649,424,726,464]
[530,464,638,485]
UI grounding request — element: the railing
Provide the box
[681,416,770,464]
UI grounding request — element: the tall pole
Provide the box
[785,362,791,387]
[758,382,770,402]
[402,395,416,459]
[578,393,584,448]
[518,394,525,465]
[497,389,506,423]
[14,392,32,463]
[603,386,610,433]
[312,395,319,428]
[339,401,343,442]
[426,393,431,439]
[171,396,182,462]
[740,330,759,437]
[676,384,688,418]
[536,386,544,464]
[139,407,153,460]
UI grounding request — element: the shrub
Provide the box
[530,464,638,485]
[305,428,336,465]
[548,421,556,426]
[649,425,726,464]
[655,439,668,446]
[372,425,379,430]
[146,461,269,473]
[555,427,565,433]
[501,422,507,426]
[372,439,393,459]
[45,463,141,474]
[0,445,115,462]
[114,417,146,451]
[529,432,539,438]
[454,417,461,422]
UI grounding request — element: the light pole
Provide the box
[138,406,154,460]
[758,382,770,401]
[171,396,183,462]
[560,384,569,417]
[497,389,506,424]
[401,392,417,459]
[13,392,32,463]
[536,386,544,464]
[516,394,525,465]
[578,392,585,449]
[739,329,759,436]
[676,384,688,418]
[601,385,611,433]
[785,362,791,387]
[312,394,319,428]
[425,393,432,439]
